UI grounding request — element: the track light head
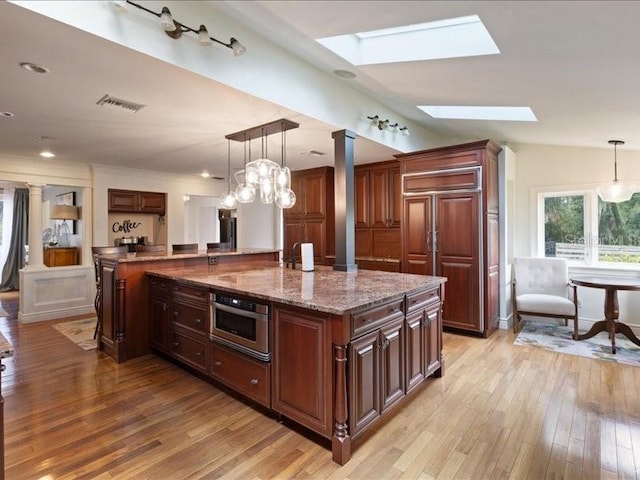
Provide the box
[367,115,379,126]
[377,119,390,131]
[159,6,176,31]
[125,1,246,55]
[399,126,410,136]
[198,25,213,46]
[229,37,246,56]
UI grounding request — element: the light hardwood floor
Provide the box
[1,292,639,479]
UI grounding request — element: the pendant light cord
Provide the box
[227,139,231,191]
[614,142,619,182]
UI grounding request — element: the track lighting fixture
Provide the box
[367,115,409,135]
[125,1,246,56]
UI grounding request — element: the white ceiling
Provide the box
[2,1,640,181]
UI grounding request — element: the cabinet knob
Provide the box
[173,311,179,316]
[195,318,202,324]
[250,378,259,385]
[363,318,372,324]
[173,342,180,347]
[214,361,222,367]
[162,303,168,312]
[195,351,203,357]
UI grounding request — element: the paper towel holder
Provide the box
[301,242,315,272]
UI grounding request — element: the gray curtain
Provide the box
[0,189,29,291]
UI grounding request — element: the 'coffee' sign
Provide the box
[112,220,141,234]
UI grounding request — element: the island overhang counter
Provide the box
[145,263,446,465]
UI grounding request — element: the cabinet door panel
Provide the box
[389,167,402,227]
[403,197,433,275]
[380,318,405,412]
[304,219,326,263]
[439,260,479,331]
[370,169,389,228]
[405,311,424,393]
[425,306,442,376]
[436,193,479,332]
[108,190,138,212]
[149,295,170,352]
[273,306,332,437]
[139,192,165,214]
[302,173,326,216]
[349,330,380,435]
[355,170,370,228]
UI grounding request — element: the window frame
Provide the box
[535,186,640,271]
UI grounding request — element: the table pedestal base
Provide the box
[576,288,640,354]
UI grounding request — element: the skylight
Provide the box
[418,106,537,122]
[316,15,499,65]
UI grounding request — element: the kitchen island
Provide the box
[145,262,446,465]
[96,248,279,363]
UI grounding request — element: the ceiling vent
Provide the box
[96,94,146,113]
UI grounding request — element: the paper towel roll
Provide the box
[301,243,314,272]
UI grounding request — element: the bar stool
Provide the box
[92,246,128,339]
[206,242,231,251]
[172,243,198,253]
[135,244,167,255]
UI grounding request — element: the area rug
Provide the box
[52,318,97,351]
[514,322,640,368]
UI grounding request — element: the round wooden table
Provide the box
[571,276,640,354]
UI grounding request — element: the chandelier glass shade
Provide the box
[596,140,636,203]
[223,119,299,209]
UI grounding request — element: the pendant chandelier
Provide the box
[596,140,636,203]
[221,119,298,209]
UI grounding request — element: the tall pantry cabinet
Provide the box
[395,140,501,337]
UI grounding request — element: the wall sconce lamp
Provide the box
[367,115,409,135]
[125,1,246,56]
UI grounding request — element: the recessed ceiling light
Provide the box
[40,151,55,158]
[200,172,211,178]
[418,105,537,122]
[333,69,356,79]
[0,111,14,118]
[19,62,50,74]
[317,15,499,65]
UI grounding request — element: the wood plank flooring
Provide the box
[1,292,639,479]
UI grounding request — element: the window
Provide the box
[540,190,640,265]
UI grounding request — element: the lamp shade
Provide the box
[50,204,79,220]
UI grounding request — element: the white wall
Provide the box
[511,142,640,331]
[498,145,516,328]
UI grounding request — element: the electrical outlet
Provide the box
[208,256,217,265]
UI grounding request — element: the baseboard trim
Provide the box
[18,305,95,324]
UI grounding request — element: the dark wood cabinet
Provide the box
[283,167,334,264]
[272,304,333,437]
[149,290,170,353]
[44,247,78,267]
[348,304,405,436]
[108,189,166,215]
[353,161,402,271]
[397,139,501,337]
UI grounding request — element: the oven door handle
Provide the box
[213,302,268,320]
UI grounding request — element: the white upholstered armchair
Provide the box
[511,257,579,338]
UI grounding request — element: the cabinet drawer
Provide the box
[172,300,208,336]
[148,276,170,294]
[210,344,270,407]
[406,288,440,313]
[172,283,209,303]
[170,330,208,372]
[352,297,404,338]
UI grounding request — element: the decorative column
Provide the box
[25,184,45,269]
[332,129,357,272]
[81,187,93,266]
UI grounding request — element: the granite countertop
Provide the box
[146,263,446,315]
[0,331,13,359]
[99,248,279,263]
